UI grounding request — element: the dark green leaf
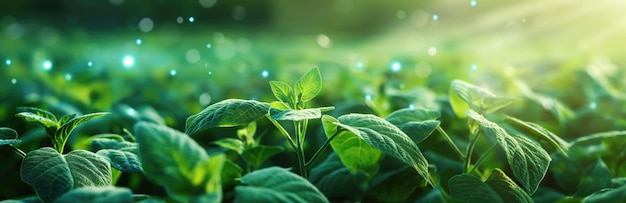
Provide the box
[309,153,368,199]
[221,159,243,186]
[367,166,423,202]
[269,81,294,106]
[449,174,503,203]
[185,99,270,135]
[321,115,382,176]
[467,110,550,195]
[295,67,322,102]
[269,108,321,121]
[0,127,21,145]
[213,138,244,154]
[335,114,430,183]
[241,146,284,170]
[583,186,626,203]
[54,187,133,203]
[134,122,224,201]
[234,167,329,203]
[486,169,533,203]
[21,147,112,203]
[96,150,143,173]
[504,116,569,155]
[575,158,612,197]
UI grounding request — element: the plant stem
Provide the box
[3,145,26,158]
[464,130,480,174]
[266,115,298,151]
[436,126,465,161]
[467,142,498,175]
[305,129,343,170]
[294,120,307,178]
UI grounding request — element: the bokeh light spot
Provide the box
[122,55,135,68]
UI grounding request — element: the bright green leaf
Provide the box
[486,169,533,203]
[221,159,243,186]
[467,110,550,195]
[295,67,322,102]
[481,97,521,114]
[185,99,270,135]
[269,81,294,107]
[213,138,244,154]
[234,167,329,203]
[309,153,368,199]
[269,108,321,121]
[575,158,612,197]
[54,187,133,203]
[16,107,58,127]
[504,116,570,155]
[190,154,225,197]
[241,146,284,170]
[569,131,626,146]
[55,112,110,153]
[21,147,112,203]
[321,115,382,176]
[449,80,494,118]
[0,127,21,145]
[449,174,503,203]
[335,114,430,183]
[385,108,440,124]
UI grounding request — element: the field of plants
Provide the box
[2,0,626,202]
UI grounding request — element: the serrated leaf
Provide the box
[55,112,110,153]
[467,110,550,195]
[334,114,430,184]
[367,166,423,202]
[449,174,503,203]
[54,186,133,203]
[321,115,382,176]
[134,122,223,201]
[295,67,322,102]
[241,146,284,170]
[185,99,270,135]
[21,147,112,203]
[269,108,322,121]
[575,158,612,197]
[269,81,294,107]
[504,116,570,155]
[385,109,441,144]
[309,153,368,199]
[234,167,329,203]
[0,127,21,145]
[583,185,626,203]
[486,169,533,203]
[213,138,244,154]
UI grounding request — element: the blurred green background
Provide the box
[2,0,626,200]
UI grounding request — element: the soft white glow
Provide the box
[122,55,135,68]
[261,70,269,78]
[43,60,52,70]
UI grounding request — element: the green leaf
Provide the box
[96,150,143,173]
[449,174,503,203]
[55,112,110,153]
[269,81,294,107]
[575,158,612,197]
[234,166,329,203]
[504,116,570,155]
[309,153,368,199]
[190,154,226,198]
[321,115,382,176]
[213,138,244,154]
[0,127,21,145]
[54,187,133,203]
[583,186,626,203]
[21,147,112,203]
[241,146,284,170]
[16,107,58,125]
[295,67,322,102]
[334,114,430,183]
[134,122,223,201]
[221,159,243,186]
[449,80,517,117]
[367,166,424,202]
[15,112,58,130]
[269,108,321,121]
[385,108,441,143]
[569,131,626,146]
[467,110,550,195]
[185,99,270,135]
[486,169,533,203]
[481,97,521,114]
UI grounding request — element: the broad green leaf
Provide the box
[241,146,284,170]
[583,186,626,203]
[449,80,494,118]
[367,166,423,202]
[269,108,321,121]
[448,174,503,203]
[467,110,550,195]
[190,154,225,197]
[321,115,382,176]
[96,150,143,173]
[269,81,294,106]
[55,112,110,153]
[569,131,626,146]
[504,116,570,155]
[221,159,243,186]
[334,114,430,183]
[234,166,329,203]
[16,107,58,127]
[295,67,322,102]
[134,122,221,201]
[309,153,368,199]
[213,138,244,154]
[575,158,612,197]
[486,169,533,203]
[385,108,440,124]
[54,187,133,203]
[21,147,112,203]
[185,99,270,135]
[481,97,521,114]
[0,127,21,145]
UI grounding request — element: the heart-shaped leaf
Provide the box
[185,99,270,135]
[234,167,329,203]
[295,67,322,102]
[21,147,112,203]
